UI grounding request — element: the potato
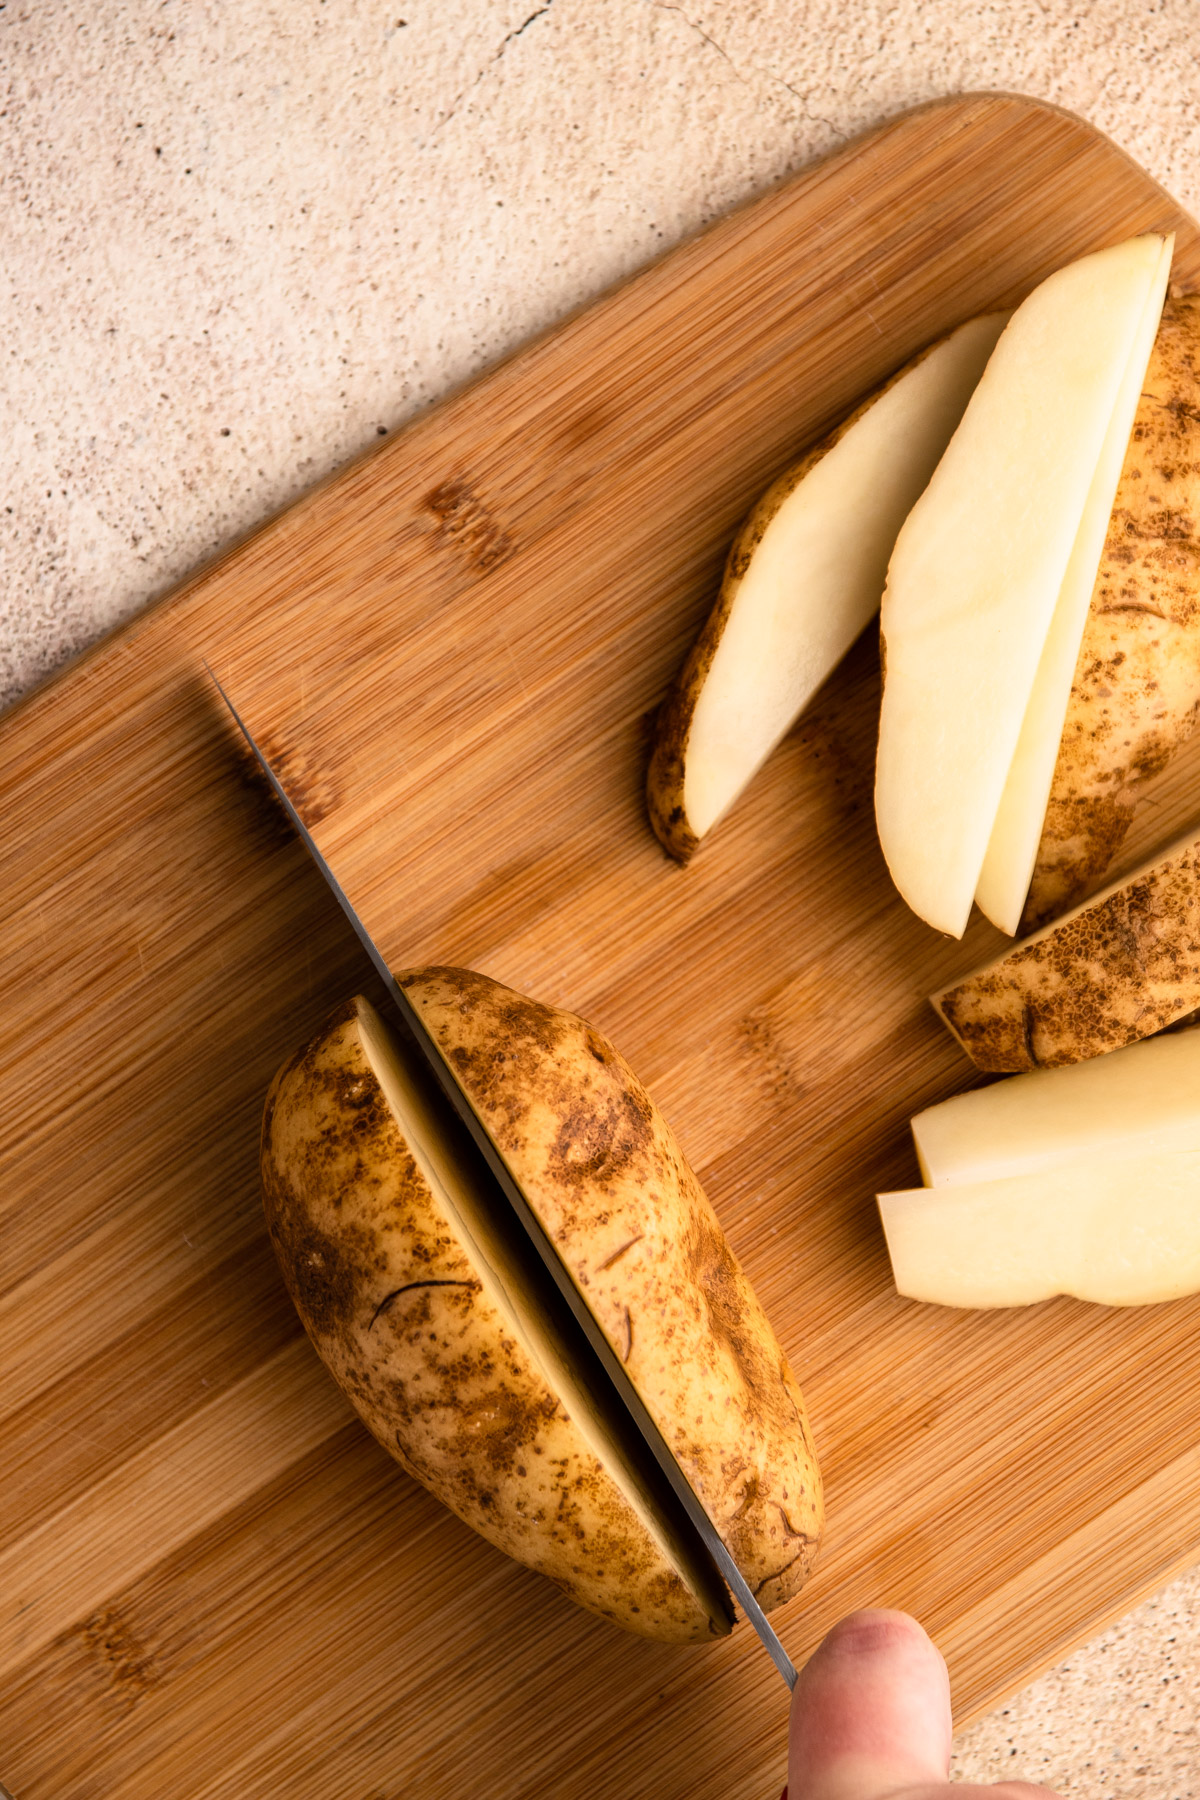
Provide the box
[401,966,823,1612]
[1021,294,1200,933]
[879,1150,1200,1308]
[645,314,1008,862]
[875,234,1169,937]
[974,241,1173,934]
[262,994,732,1642]
[912,1025,1200,1187]
[932,824,1200,1071]
[262,972,822,1637]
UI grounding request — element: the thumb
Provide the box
[788,1608,951,1800]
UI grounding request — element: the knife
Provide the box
[207,665,798,1691]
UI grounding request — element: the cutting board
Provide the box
[4,92,1200,1800]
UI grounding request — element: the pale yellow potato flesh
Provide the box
[645,314,1007,861]
[974,238,1173,935]
[913,1026,1200,1187]
[932,822,1200,1071]
[400,965,824,1612]
[875,233,1168,938]
[644,315,1007,856]
[261,995,731,1643]
[1021,293,1200,933]
[879,1151,1200,1307]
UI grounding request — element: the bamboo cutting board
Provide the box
[4,93,1200,1800]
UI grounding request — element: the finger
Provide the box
[788,1609,951,1800]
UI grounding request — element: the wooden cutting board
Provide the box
[4,92,1200,1800]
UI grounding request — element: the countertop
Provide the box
[3,3,1199,1792]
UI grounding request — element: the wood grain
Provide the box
[3,93,1200,1800]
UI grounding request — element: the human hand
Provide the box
[786,1609,1062,1800]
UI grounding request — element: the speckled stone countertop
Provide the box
[4,3,1200,1792]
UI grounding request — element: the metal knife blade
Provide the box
[208,664,797,1691]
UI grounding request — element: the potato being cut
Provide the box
[1021,294,1200,933]
[646,314,1008,861]
[876,233,1169,938]
[878,1151,1200,1307]
[262,995,730,1642]
[262,972,822,1638]
[933,824,1200,1071]
[974,238,1174,934]
[401,966,823,1611]
[913,1026,1200,1187]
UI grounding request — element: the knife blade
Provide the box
[207,664,797,1691]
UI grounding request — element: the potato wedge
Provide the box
[646,314,1008,862]
[401,966,823,1611]
[1021,294,1200,933]
[262,995,732,1642]
[912,1025,1200,1187]
[933,823,1200,1071]
[879,1150,1200,1308]
[876,234,1168,937]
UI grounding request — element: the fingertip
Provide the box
[789,1609,951,1800]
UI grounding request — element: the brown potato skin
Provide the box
[261,997,722,1643]
[934,832,1200,1071]
[1022,296,1200,932]
[646,338,951,863]
[401,966,824,1610]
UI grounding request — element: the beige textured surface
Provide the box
[3,2,1200,1792]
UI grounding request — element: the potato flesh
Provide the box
[682,314,1008,841]
[875,234,1168,938]
[1022,294,1200,933]
[879,1151,1200,1307]
[355,1002,731,1638]
[933,823,1200,1071]
[913,1027,1200,1186]
[974,239,1173,935]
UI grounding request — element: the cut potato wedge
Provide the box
[876,234,1169,937]
[974,237,1174,934]
[646,314,1008,861]
[933,823,1200,1071]
[913,1026,1200,1186]
[1021,293,1200,933]
[879,1150,1200,1307]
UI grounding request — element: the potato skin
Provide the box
[934,832,1200,1071]
[261,997,722,1643]
[401,966,824,1610]
[1022,296,1200,932]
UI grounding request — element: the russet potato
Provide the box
[974,239,1173,934]
[261,970,822,1639]
[876,234,1170,938]
[1022,294,1200,933]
